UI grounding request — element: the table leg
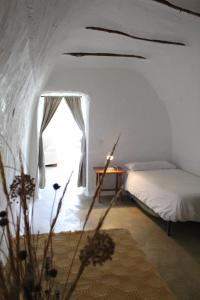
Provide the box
[119,173,123,189]
[115,173,119,196]
[96,173,98,186]
[118,174,123,200]
[97,174,102,202]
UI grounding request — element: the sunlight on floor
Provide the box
[33,98,86,233]
[32,165,86,234]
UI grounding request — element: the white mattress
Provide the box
[125,169,200,222]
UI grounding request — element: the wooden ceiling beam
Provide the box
[64,52,146,59]
[86,27,185,46]
[152,0,200,18]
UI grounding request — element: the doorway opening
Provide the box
[37,94,89,205]
[33,94,89,233]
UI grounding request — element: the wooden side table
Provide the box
[93,166,126,201]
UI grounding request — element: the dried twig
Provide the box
[38,172,73,285]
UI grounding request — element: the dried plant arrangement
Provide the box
[0,138,121,300]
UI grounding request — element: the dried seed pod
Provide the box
[10,175,35,200]
[0,218,8,226]
[0,210,7,218]
[79,232,115,266]
[53,183,61,190]
[18,250,27,260]
[48,268,58,278]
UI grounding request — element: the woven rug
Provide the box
[37,229,175,300]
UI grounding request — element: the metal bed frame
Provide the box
[128,192,172,236]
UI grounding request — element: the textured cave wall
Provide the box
[0,0,75,258]
[0,1,34,173]
[0,0,73,190]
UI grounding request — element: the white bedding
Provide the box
[125,169,200,222]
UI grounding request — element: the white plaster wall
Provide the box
[44,68,171,194]
[138,35,200,176]
[138,2,200,177]
[152,66,200,177]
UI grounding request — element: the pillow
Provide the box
[124,161,177,171]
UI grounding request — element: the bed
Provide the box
[125,161,200,234]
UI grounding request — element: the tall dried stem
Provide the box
[64,188,122,300]
[38,172,73,285]
[63,136,120,296]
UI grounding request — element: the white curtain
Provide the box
[38,96,62,188]
[64,96,86,187]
